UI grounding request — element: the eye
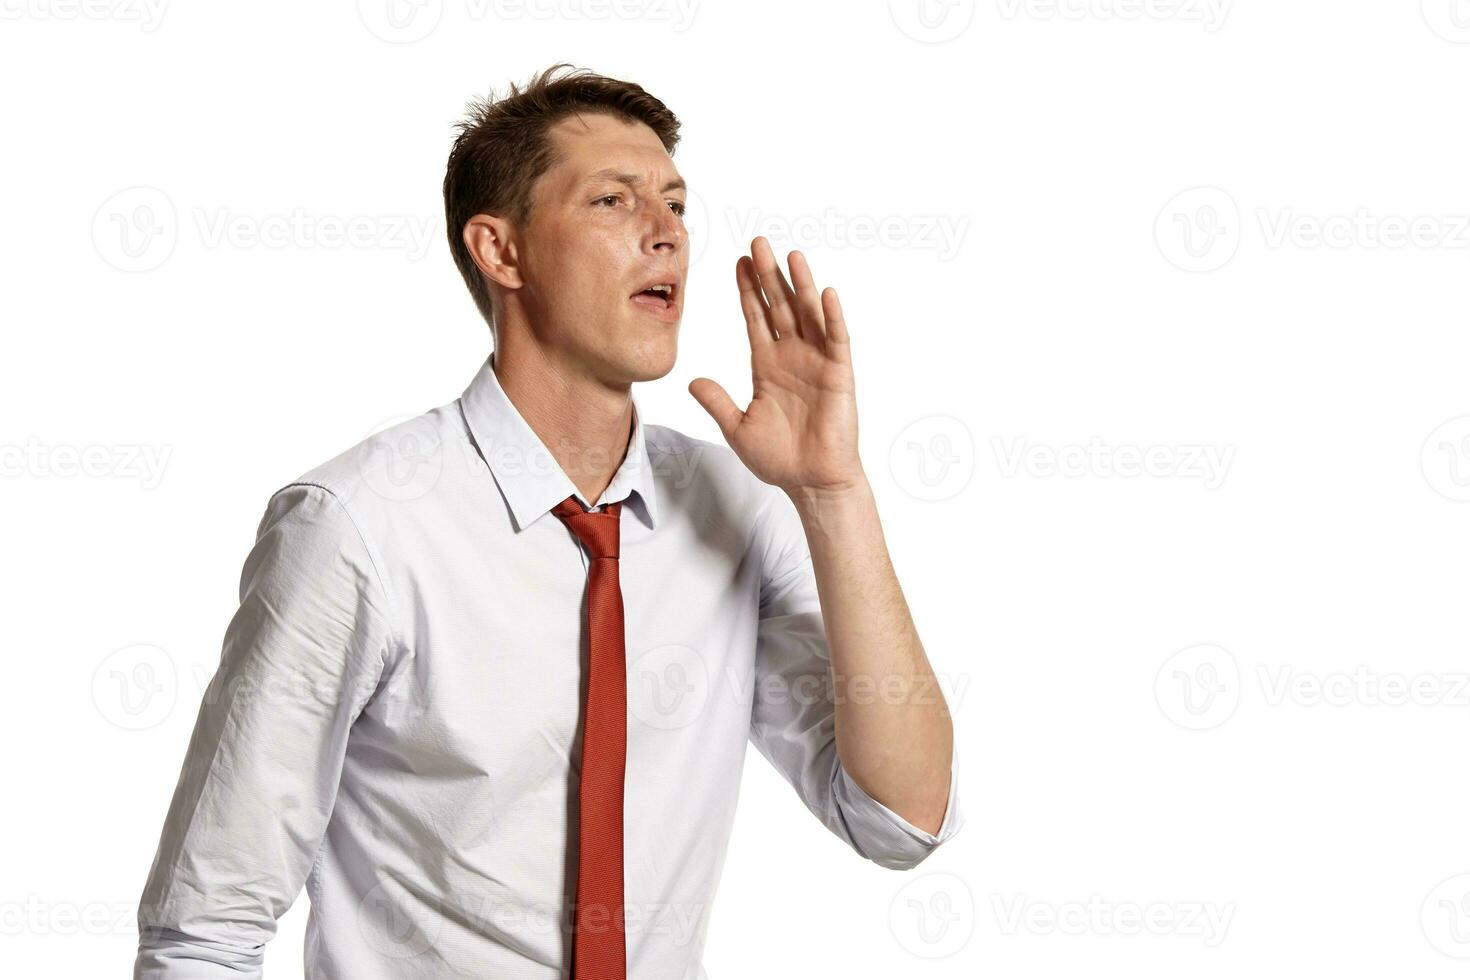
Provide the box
[594,194,622,208]
[668,200,687,217]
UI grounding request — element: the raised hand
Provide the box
[688,236,864,497]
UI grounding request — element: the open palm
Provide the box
[689,237,864,495]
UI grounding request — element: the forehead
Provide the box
[540,112,681,196]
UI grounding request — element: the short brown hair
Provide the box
[442,63,682,330]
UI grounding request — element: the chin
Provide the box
[614,336,679,384]
[630,349,678,383]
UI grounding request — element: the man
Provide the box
[134,63,961,979]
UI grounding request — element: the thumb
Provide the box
[687,377,744,445]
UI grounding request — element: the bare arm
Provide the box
[788,476,953,833]
[690,235,954,836]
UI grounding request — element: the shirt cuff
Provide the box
[831,743,963,870]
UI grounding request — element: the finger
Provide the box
[735,255,777,345]
[821,287,851,365]
[687,377,744,445]
[750,236,799,340]
[787,250,827,350]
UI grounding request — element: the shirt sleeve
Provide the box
[134,482,394,978]
[746,483,963,871]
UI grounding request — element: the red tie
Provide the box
[552,495,627,980]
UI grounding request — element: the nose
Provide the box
[646,197,686,256]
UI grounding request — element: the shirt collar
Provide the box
[458,353,660,533]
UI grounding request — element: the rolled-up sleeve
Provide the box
[746,485,963,871]
[134,482,393,978]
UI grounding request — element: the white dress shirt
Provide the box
[134,353,963,979]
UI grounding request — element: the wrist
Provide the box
[786,472,873,521]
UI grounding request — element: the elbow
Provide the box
[866,840,943,872]
[829,759,961,871]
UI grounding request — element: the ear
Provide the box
[463,214,522,291]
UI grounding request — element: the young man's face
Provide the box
[515,112,688,385]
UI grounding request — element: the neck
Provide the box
[490,346,634,508]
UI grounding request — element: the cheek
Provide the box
[533,220,639,305]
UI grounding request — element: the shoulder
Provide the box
[270,400,465,517]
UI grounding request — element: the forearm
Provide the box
[788,473,954,835]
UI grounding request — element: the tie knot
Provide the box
[551,495,622,560]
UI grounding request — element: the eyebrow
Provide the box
[584,168,687,194]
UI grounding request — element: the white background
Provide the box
[3,0,1469,977]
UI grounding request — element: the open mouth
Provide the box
[630,281,677,313]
